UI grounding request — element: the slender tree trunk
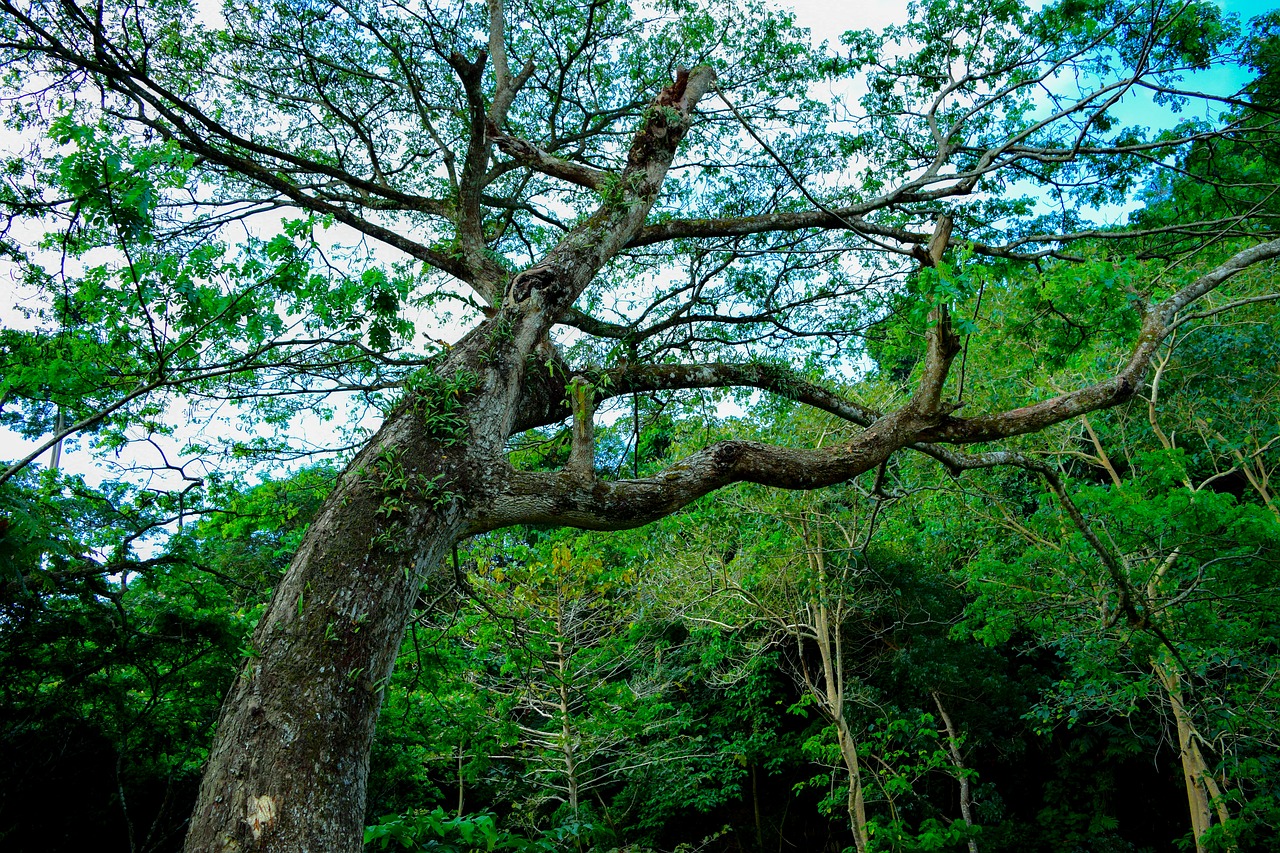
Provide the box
[834,716,870,853]
[1153,656,1233,853]
[50,407,64,471]
[556,639,581,826]
[551,600,585,853]
[457,744,465,817]
[932,693,978,853]
[807,535,870,853]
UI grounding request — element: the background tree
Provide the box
[0,465,329,850]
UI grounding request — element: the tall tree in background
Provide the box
[2,0,1280,849]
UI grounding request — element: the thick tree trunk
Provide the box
[184,307,536,851]
[171,61,1278,852]
[183,402,470,852]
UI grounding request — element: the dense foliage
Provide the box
[2,0,1279,850]
[7,343,1280,851]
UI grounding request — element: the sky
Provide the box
[786,0,1276,36]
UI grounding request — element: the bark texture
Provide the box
[184,409,467,851]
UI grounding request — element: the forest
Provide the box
[1,0,1279,850]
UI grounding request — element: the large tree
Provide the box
[2,0,1279,849]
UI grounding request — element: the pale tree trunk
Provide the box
[1138,376,1236,853]
[806,525,870,853]
[834,716,871,853]
[457,745,465,818]
[1078,405,1235,853]
[559,679,581,823]
[932,693,978,853]
[1152,656,1232,853]
[553,622,582,829]
[50,407,64,471]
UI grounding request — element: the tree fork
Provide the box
[184,66,720,851]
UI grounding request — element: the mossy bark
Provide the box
[183,404,470,853]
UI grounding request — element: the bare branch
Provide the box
[485,0,533,127]
[487,126,608,191]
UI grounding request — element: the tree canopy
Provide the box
[1,0,1279,850]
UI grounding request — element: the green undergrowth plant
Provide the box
[364,808,558,852]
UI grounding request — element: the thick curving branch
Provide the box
[921,237,1280,443]
[492,238,1280,532]
[508,359,884,436]
[518,237,1280,454]
[471,409,926,533]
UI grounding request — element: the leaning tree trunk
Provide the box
[183,324,512,852]
[184,285,587,851]
[185,67,720,853]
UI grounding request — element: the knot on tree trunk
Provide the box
[508,264,560,303]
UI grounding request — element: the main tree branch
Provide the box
[490,238,1280,532]
[500,67,717,320]
[906,215,960,418]
[472,411,921,533]
[922,237,1280,443]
